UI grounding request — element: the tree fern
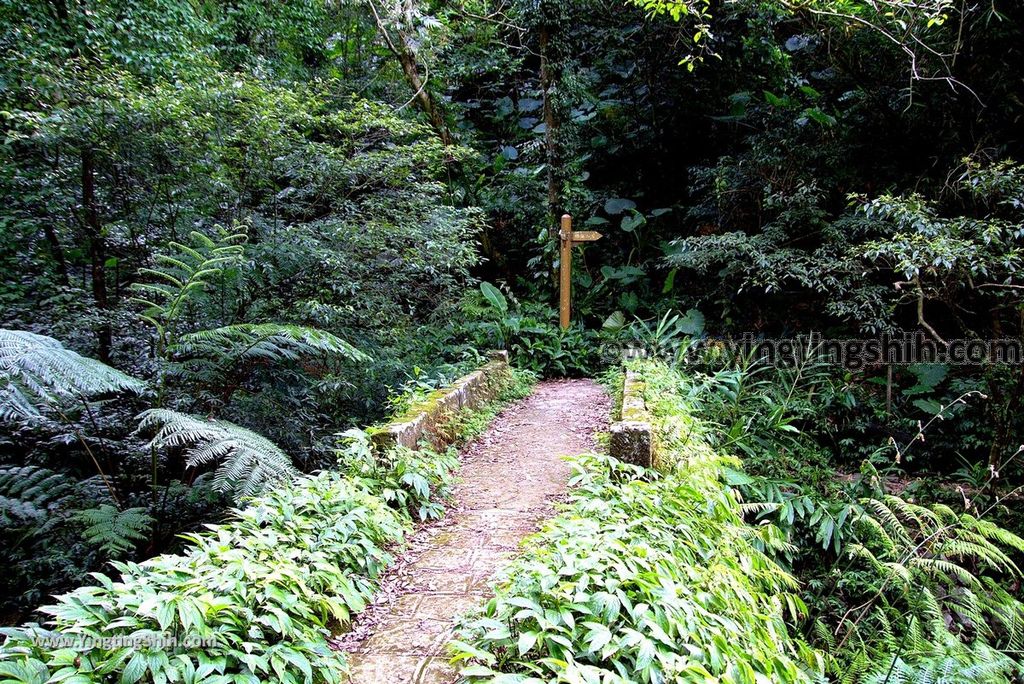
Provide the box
[171,322,368,369]
[130,231,247,346]
[72,504,153,556]
[133,234,367,388]
[76,475,117,505]
[0,329,145,421]
[137,409,297,501]
[0,465,77,526]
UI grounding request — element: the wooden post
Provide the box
[557,214,602,330]
[559,214,572,329]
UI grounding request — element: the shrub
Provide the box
[0,470,404,683]
[467,286,603,378]
[337,429,460,523]
[640,358,1024,681]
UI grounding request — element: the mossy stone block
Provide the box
[609,421,653,467]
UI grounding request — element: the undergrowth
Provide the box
[454,359,1024,683]
[451,368,826,682]
[0,367,534,683]
[639,358,1024,683]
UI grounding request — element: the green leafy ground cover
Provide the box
[0,370,533,683]
[452,364,825,683]
[453,358,1024,683]
[3,1,1024,680]
[656,358,1024,682]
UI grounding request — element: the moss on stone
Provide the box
[610,370,658,468]
[369,353,513,456]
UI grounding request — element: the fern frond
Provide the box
[130,232,246,326]
[884,494,939,529]
[977,577,1024,640]
[861,497,914,546]
[78,475,117,504]
[880,560,913,588]
[171,323,368,366]
[909,557,980,588]
[138,409,297,501]
[846,490,1024,680]
[73,504,153,556]
[909,585,944,625]
[963,514,1024,556]
[839,651,873,684]
[0,330,145,421]
[864,637,1018,684]
[855,511,897,553]
[930,503,960,526]
[0,465,77,525]
[937,539,1016,574]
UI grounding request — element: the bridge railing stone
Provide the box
[609,367,655,468]
[369,350,512,454]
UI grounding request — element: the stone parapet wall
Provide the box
[609,367,655,468]
[370,351,511,454]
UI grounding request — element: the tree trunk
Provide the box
[365,0,452,146]
[540,24,560,286]
[43,223,70,286]
[395,44,452,146]
[81,147,112,362]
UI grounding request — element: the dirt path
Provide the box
[335,379,610,683]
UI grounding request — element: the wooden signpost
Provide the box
[558,214,603,329]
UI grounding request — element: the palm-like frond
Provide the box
[0,465,77,526]
[963,514,1024,556]
[132,234,367,385]
[862,638,1017,684]
[0,329,146,421]
[138,409,297,501]
[909,557,981,588]
[130,231,246,334]
[171,323,368,365]
[72,504,153,556]
[846,491,1024,677]
[861,497,914,547]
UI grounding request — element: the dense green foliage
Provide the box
[0,0,486,620]
[452,430,824,681]
[2,0,1024,679]
[0,469,408,683]
[454,360,1024,681]
[639,356,1024,680]
[0,368,532,682]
